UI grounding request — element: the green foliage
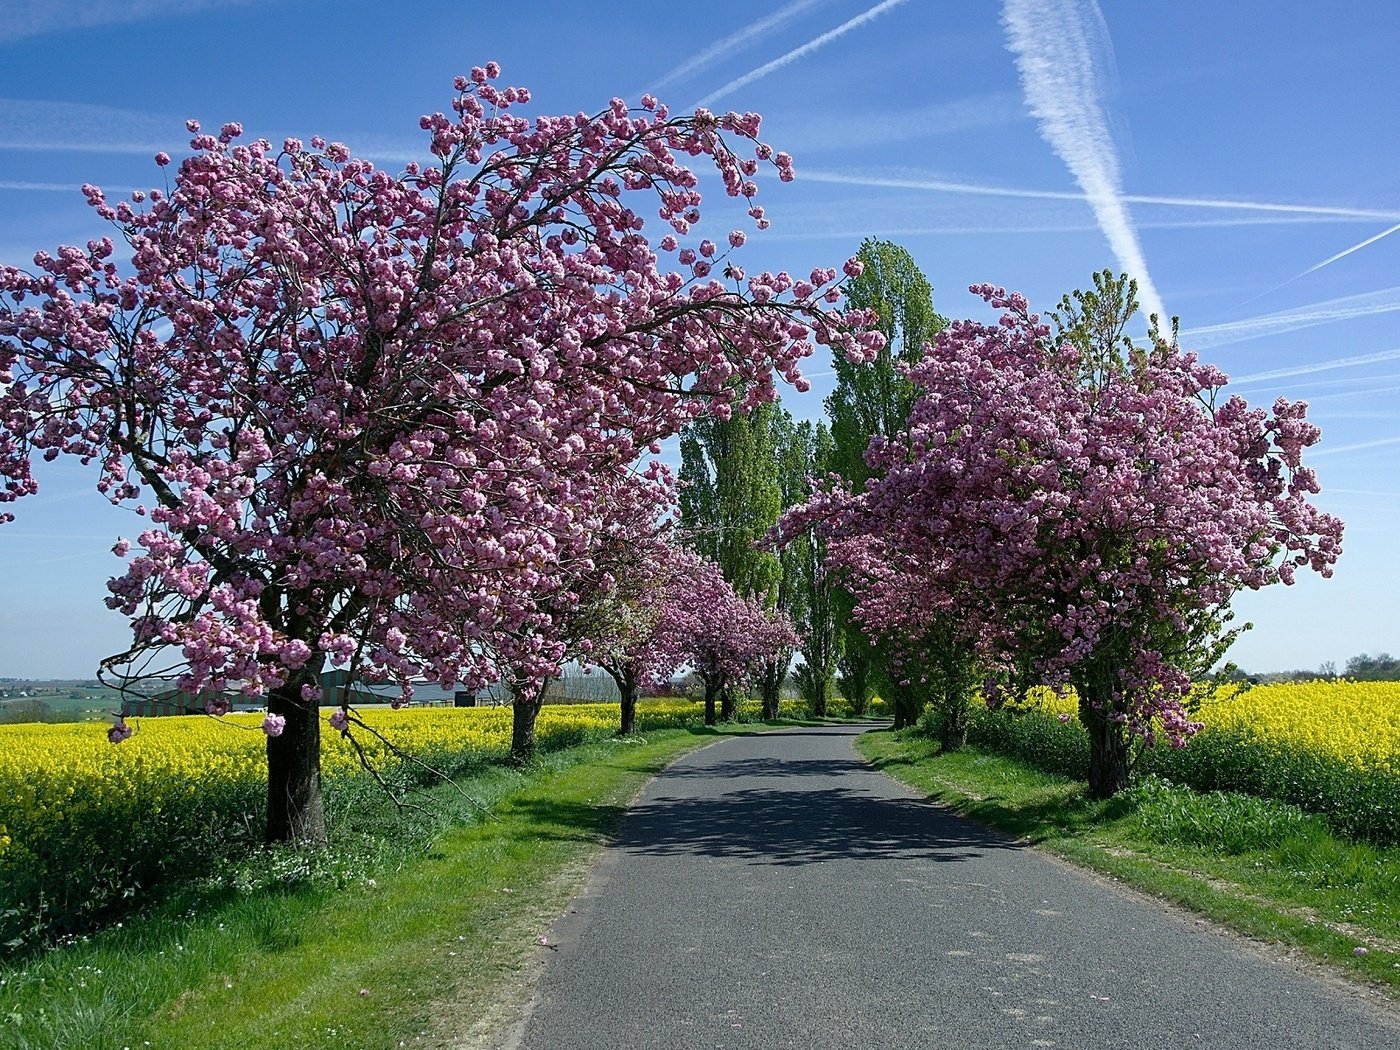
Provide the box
[1140,726,1400,843]
[1345,652,1400,681]
[678,403,783,602]
[1122,775,1327,854]
[784,419,843,716]
[826,238,945,493]
[825,239,948,723]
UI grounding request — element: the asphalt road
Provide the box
[512,724,1400,1049]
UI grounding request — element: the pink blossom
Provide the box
[0,66,875,801]
[107,717,134,744]
[261,713,287,737]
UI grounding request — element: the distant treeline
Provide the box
[1251,652,1400,684]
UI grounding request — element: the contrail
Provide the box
[1298,223,1400,275]
[2,0,260,44]
[800,169,1400,222]
[692,0,912,110]
[1229,348,1400,385]
[1181,286,1400,349]
[0,180,82,191]
[1002,0,1166,325]
[0,98,179,153]
[761,214,1362,243]
[1307,436,1400,459]
[1240,222,1400,306]
[1307,382,1400,403]
[647,0,833,94]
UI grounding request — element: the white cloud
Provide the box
[0,98,183,153]
[1002,0,1164,324]
[769,93,1025,156]
[692,0,913,110]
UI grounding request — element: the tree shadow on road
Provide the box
[609,786,1020,866]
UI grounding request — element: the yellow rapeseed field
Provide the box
[1019,679,1400,773]
[1194,680,1400,773]
[0,700,702,860]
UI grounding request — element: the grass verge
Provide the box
[857,728,1400,997]
[0,723,778,1050]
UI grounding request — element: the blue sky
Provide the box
[1,0,1396,677]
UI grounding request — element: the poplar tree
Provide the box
[825,239,947,727]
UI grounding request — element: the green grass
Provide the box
[858,728,1400,997]
[0,723,779,1050]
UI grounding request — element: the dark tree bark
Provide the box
[510,680,548,761]
[603,664,639,736]
[759,656,785,721]
[888,680,924,730]
[1079,687,1131,799]
[265,672,325,845]
[703,675,721,726]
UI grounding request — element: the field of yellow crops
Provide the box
[1193,681,1400,773]
[0,701,702,864]
[1017,680,1400,772]
[0,699,715,950]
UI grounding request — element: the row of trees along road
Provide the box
[0,63,1345,832]
[677,238,964,730]
[0,68,880,843]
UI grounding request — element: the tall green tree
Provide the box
[825,239,949,727]
[754,409,809,718]
[788,421,843,717]
[679,403,784,718]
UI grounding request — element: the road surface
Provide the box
[512,724,1399,1049]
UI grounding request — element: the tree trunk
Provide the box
[510,681,546,761]
[704,677,720,726]
[266,674,326,845]
[1080,689,1131,799]
[890,683,923,730]
[719,683,738,722]
[760,653,787,720]
[619,668,638,736]
[761,672,781,721]
[601,663,638,736]
[811,672,830,718]
[939,692,969,751]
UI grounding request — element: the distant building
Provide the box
[122,686,260,718]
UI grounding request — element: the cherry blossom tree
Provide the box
[503,463,677,750]
[0,65,879,842]
[587,539,698,736]
[786,275,1343,797]
[657,554,799,725]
